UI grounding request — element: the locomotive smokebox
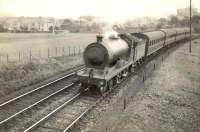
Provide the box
[84,34,130,69]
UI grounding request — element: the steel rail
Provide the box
[63,97,100,132]
[23,93,80,132]
[62,72,135,132]
[0,66,84,107]
[0,83,76,125]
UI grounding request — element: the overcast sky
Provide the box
[0,0,199,21]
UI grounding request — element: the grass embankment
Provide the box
[81,39,200,132]
[0,55,83,98]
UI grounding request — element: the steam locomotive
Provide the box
[77,28,190,94]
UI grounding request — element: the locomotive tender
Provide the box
[77,28,190,94]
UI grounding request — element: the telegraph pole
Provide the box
[189,0,192,53]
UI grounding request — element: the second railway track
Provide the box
[24,94,99,132]
[0,65,85,131]
[0,83,80,132]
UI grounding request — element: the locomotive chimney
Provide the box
[96,33,103,43]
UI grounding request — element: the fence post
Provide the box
[143,69,146,82]
[29,50,32,62]
[79,45,81,54]
[62,47,65,56]
[123,98,126,110]
[68,47,71,56]
[55,47,58,57]
[74,46,76,56]
[6,54,9,63]
[18,52,21,62]
[48,48,50,58]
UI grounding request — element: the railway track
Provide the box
[24,93,99,132]
[24,70,131,132]
[0,65,85,131]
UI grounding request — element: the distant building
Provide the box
[1,17,55,32]
[177,7,199,19]
[27,19,54,32]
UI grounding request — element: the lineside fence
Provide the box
[0,45,83,65]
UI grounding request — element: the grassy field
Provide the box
[0,33,96,63]
[0,33,96,98]
[0,33,96,52]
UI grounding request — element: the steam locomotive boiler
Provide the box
[77,33,145,93]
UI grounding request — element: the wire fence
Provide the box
[0,45,83,65]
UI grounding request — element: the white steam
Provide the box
[101,22,119,39]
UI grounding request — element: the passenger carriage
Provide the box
[132,31,165,57]
[160,29,177,46]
